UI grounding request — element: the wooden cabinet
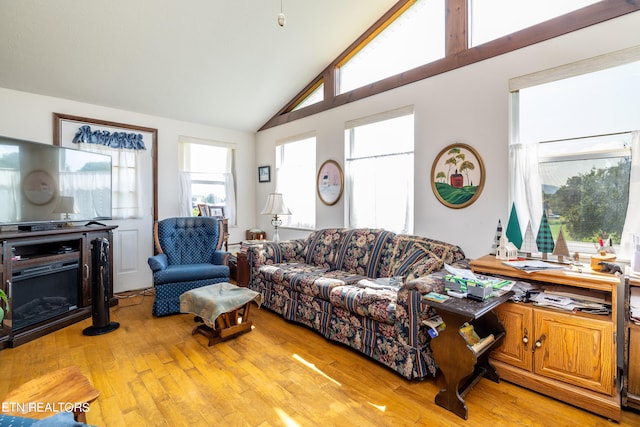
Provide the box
[494,303,614,395]
[0,225,117,349]
[471,255,620,421]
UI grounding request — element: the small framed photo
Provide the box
[210,206,225,217]
[197,203,210,216]
[258,165,271,183]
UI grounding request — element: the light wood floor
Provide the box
[1,290,640,427]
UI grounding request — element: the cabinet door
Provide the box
[533,309,614,395]
[628,326,640,398]
[492,303,533,371]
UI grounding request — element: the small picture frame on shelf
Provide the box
[210,206,225,218]
[258,166,270,183]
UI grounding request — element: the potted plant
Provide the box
[0,288,8,326]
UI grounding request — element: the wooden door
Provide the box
[491,303,533,371]
[533,309,614,395]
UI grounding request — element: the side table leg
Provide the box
[431,311,476,420]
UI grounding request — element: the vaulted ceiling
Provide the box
[0,0,397,132]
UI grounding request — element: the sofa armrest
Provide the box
[246,239,306,285]
[147,253,169,272]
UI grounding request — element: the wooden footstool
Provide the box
[179,282,262,346]
[1,366,99,423]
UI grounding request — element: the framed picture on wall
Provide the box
[258,166,270,183]
[430,143,485,209]
[317,160,344,206]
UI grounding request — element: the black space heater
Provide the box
[83,237,120,336]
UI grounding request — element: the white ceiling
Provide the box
[0,0,397,132]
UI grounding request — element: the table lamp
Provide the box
[261,193,291,242]
[53,196,79,223]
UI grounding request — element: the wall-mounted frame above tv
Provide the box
[0,135,112,226]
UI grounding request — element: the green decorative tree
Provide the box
[506,203,523,249]
[536,212,555,259]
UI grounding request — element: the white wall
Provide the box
[0,87,256,247]
[255,11,640,259]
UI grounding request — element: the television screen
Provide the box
[0,135,112,225]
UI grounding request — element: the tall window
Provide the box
[338,0,445,94]
[345,107,414,233]
[275,136,316,229]
[469,0,600,46]
[179,138,236,225]
[510,55,640,258]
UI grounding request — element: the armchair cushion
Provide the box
[153,263,229,286]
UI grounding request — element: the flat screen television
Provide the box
[0,135,112,226]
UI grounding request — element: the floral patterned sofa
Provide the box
[246,228,468,380]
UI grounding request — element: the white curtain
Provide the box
[178,171,192,217]
[75,144,143,219]
[0,170,20,222]
[620,130,640,260]
[509,142,543,234]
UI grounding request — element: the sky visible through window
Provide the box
[469,0,600,46]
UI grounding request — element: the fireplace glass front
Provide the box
[12,260,80,331]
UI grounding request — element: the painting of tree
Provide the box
[431,143,485,209]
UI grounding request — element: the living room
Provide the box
[1,1,640,426]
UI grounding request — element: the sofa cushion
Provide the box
[329,284,397,324]
[152,263,229,285]
[333,229,395,277]
[304,228,346,268]
[258,263,329,286]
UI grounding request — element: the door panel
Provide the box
[534,309,614,395]
[492,303,533,371]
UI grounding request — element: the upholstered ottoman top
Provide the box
[179,282,262,327]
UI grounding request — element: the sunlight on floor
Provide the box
[368,402,386,412]
[292,353,342,386]
[274,407,301,427]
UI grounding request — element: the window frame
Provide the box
[275,135,317,230]
[261,0,639,130]
[345,107,415,234]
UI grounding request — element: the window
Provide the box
[275,136,316,229]
[469,0,600,46]
[179,138,236,224]
[292,82,324,112]
[345,107,414,233]
[510,56,640,258]
[338,0,444,94]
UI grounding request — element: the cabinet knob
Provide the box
[522,328,529,350]
[533,334,546,352]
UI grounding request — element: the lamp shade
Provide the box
[53,196,79,214]
[261,193,291,216]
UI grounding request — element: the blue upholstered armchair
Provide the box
[148,217,230,316]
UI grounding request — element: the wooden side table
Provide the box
[236,252,250,287]
[1,366,99,423]
[423,289,514,420]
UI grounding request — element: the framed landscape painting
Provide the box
[430,143,485,209]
